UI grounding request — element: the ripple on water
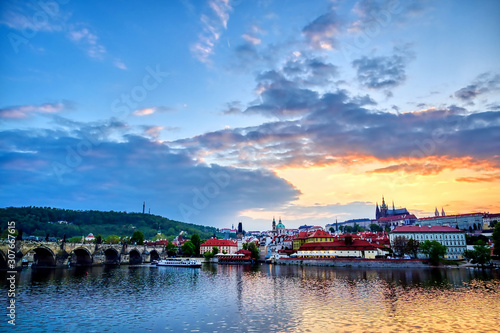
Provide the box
[3,266,500,333]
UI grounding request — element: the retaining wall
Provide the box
[278,258,428,268]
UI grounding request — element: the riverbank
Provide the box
[278,258,429,268]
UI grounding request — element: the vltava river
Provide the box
[2,264,500,332]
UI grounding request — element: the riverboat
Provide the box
[156,258,202,268]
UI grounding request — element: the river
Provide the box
[1,264,499,332]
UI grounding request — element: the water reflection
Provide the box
[1,265,499,332]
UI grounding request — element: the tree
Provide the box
[131,230,144,245]
[105,235,120,244]
[391,235,408,257]
[152,233,167,241]
[493,222,500,256]
[405,239,420,259]
[369,223,382,232]
[463,240,491,266]
[212,246,219,256]
[329,227,335,233]
[247,242,260,260]
[181,241,196,256]
[420,240,447,265]
[191,234,201,256]
[165,242,177,256]
[68,236,82,243]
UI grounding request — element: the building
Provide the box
[390,225,466,260]
[378,214,417,229]
[417,213,483,232]
[276,218,286,235]
[85,233,95,242]
[200,238,238,255]
[482,213,500,229]
[296,236,389,259]
[376,196,409,219]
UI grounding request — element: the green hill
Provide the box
[0,206,218,240]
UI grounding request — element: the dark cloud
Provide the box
[176,89,500,171]
[302,11,342,50]
[454,72,500,102]
[352,50,411,90]
[0,123,300,227]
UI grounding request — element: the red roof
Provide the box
[391,226,464,233]
[294,231,312,240]
[201,238,238,247]
[378,214,416,222]
[309,229,333,238]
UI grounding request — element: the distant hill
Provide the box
[0,206,218,240]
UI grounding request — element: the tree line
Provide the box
[0,206,217,240]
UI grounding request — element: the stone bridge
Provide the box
[0,240,168,269]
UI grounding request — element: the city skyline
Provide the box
[1,0,499,231]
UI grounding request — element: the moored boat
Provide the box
[156,258,202,268]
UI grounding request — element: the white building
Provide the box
[390,226,466,260]
[417,213,483,232]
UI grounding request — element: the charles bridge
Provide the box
[0,240,167,269]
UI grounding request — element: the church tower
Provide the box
[435,207,439,216]
[380,196,388,218]
[272,217,276,234]
[441,207,445,216]
[376,202,380,220]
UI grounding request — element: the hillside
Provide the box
[0,206,218,240]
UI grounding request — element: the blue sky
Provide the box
[1,0,499,231]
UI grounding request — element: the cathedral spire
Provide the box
[435,207,439,216]
[441,207,445,216]
[392,200,395,211]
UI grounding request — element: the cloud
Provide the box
[68,26,106,59]
[454,72,500,103]
[191,0,232,64]
[0,121,300,227]
[0,2,66,32]
[174,86,500,171]
[132,106,174,116]
[455,173,500,183]
[242,33,261,45]
[0,102,70,119]
[302,11,342,50]
[368,162,446,175]
[352,47,414,92]
[349,0,427,33]
[113,59,127,70]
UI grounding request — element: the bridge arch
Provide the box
[150,250,160,262]
[104,248,120,265]
[129,249,142,264]
[71,247,93,266]
[33,246,56,267]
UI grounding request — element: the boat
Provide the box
[156,258,202,268]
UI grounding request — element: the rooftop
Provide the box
[391,226,464,233]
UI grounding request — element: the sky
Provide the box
[1,0,499,231]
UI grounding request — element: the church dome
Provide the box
[277,223,285,228]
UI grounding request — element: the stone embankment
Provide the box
[278,258,428,268]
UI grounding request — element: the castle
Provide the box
[375,196,409,220]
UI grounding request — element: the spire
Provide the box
[435,207,439,216]
[392,201,395,211]
[441,207,445,216]
[382,196,386,206]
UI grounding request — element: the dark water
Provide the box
[1,264,500,332]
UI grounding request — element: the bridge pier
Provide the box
[0,241,167,269]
